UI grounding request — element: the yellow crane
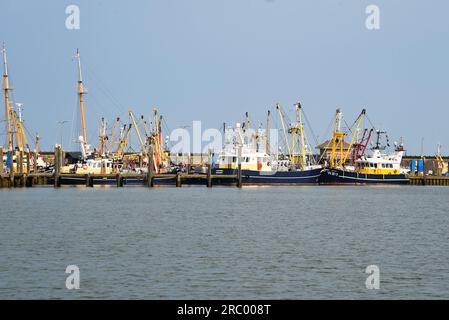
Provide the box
[117,124,132,159]
[140,115,150,138]
[11,110,23,152]
[436,144,448,176]
[292,102,307,169]
[329,109,365,169]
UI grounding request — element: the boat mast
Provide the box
[329,109,345,169]
[341,109,365,165]
[75,49,88,156]
[2,44,14,153]
[107,117,120,156]
[295,102,307,169]
[98,117,107,157]
[129,110,147,157]
[276,103,293,160]
[265,110,270,155]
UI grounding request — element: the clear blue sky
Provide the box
[1,0,448,154]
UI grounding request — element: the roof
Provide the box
[316,139,351,150]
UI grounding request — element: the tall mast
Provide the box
[2,44,13,152]
[265,110,270,154]
[330,109,345,169]
[295,102,307,168]
[99,117,107,156]
[75,49,88,155]
[276,103,292,160]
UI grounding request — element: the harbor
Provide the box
[1,144,448,188]
[1,46,449,188]
[3,0,449,304]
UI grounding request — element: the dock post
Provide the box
[0,148,2,186]
[187,153,190,174]
[8,150,14,187]
[207,149,212,188]
[0,147,3,175]
[237,146,242,188]
[86,174,93,187]
[33,152,38,173]
[116,173,123,187]
[176,172,182,187]
[54,146,61,188]
[16,152,24,187]
[147,145,154,188]
[26,152,31,175]
[18,152,23,174]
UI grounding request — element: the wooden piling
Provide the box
[8,150,14,187]
[187,153,190,174]
[207,149,212,187]
[237,146,242,188]
[147,145,154,188]
[54,146,61,188]
[33,152,38,173]
[116,173,123,187]
[18,151,23,174]
[176,172,182,187]
[26,152,31,174]
[86,174,93,187]
[0,147,3,174]
[25,175,33,187]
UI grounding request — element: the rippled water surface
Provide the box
[0,186,448,299]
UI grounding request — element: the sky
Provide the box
[0,0,448,155]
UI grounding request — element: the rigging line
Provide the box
[22,123,36,141]
[82,60,127,114]
[320,114,334,144]
[88,82,127,118]
[364,113,377,130]
[302,108,319,148]
[271,112,283,154]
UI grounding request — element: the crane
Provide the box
[117,124,132,159]
[107,117,121,156]
[129,110,147,157]
[275,103,293,160]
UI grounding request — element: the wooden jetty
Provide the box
[409,176,449,186]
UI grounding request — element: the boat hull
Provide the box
[318,168,409,185]
[212,168,321,185]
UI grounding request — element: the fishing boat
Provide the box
[58,49,118,185]
[212,102,322,185]
[318,109,409,185]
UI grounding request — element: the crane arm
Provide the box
[275,103,292,159]
[129,110,147,156]
[341,109,366,166]
[107,117,120,155]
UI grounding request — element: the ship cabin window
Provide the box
[232,157,237,163]
[245,157,250,162]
